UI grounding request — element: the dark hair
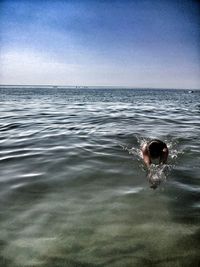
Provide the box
[148,140,166,158]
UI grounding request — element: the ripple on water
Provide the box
[0,88,200,266]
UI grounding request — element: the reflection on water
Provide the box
[0,88,200,266]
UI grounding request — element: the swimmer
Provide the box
[142,139,168,168]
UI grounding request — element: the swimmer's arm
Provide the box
[142,145,151,168]
[159,148,168,164]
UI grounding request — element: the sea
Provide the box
[0,87,200,267]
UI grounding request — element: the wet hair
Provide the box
[148,139,166,159]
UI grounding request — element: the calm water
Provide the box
[0,87,200,267]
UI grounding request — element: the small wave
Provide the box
[120,145,141,158]
[0,152,42,162]
[171,181,200,193]
[117,186,144,195]
[21,172,44,178]
[11,182,27,189]
[0,123,22,131]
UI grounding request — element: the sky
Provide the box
[0,0,199,88]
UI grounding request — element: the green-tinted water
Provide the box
[0,88,200,266]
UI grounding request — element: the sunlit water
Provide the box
[0,87,200,267]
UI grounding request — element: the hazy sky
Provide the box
[0,0,199,88]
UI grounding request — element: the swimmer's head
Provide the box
[148,140,166,159]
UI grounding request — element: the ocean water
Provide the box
[0,87,200,267]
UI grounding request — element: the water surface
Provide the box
[0,87,200,267]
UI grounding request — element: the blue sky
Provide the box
[0,0,199,88]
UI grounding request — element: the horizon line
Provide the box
[0,84,199,90]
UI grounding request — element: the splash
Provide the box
[122,136,181,189]
[147,164,167,189]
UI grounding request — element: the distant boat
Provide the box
[188,90,194,93]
